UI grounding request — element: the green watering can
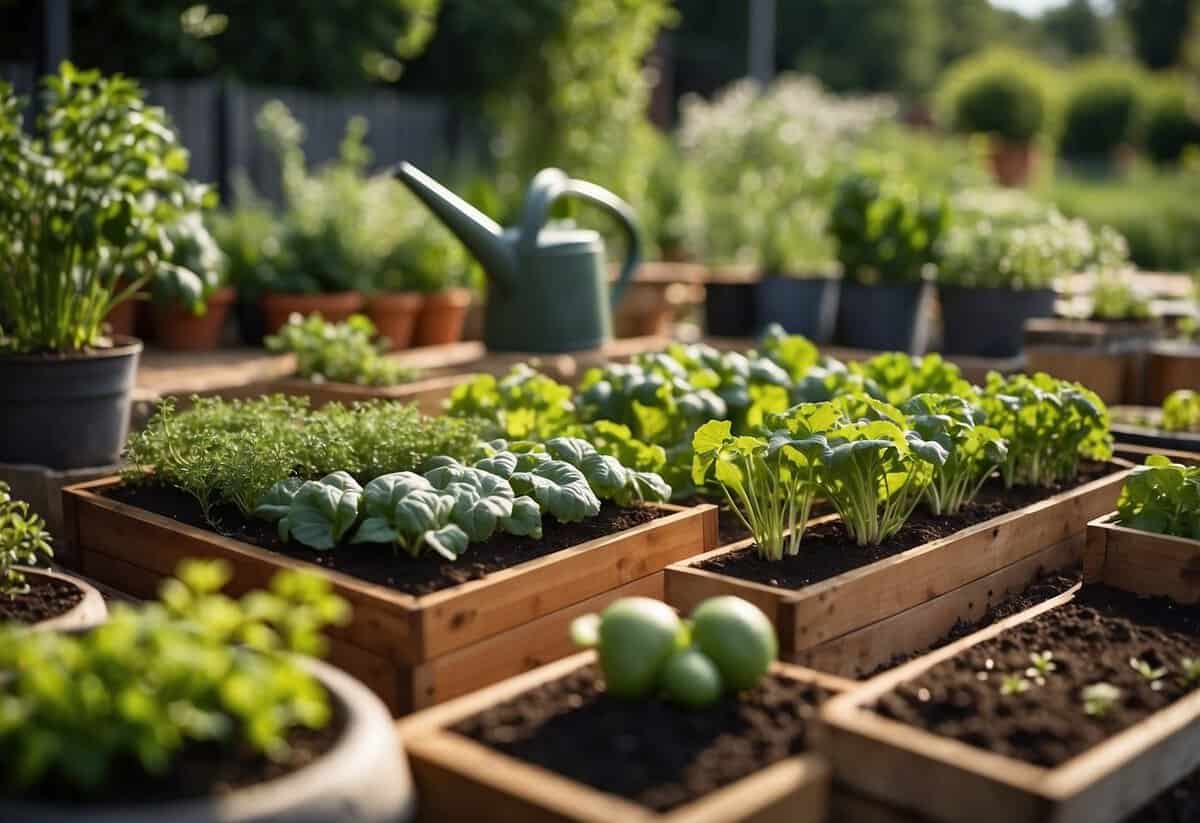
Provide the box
[394,163,641,353]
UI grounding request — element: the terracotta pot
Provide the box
[365,291,424,350]
[260,291,365,336]
[151,287,235,352]
[988,139,1037,187]
[413,288,472,346]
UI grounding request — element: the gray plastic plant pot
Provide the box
[0,659,417,823]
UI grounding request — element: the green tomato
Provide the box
[597,597,682,699]
[690,596,777,691]
[661,648,723,708]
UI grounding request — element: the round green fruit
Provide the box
[690,596,777,691]
[597,597,682,698]
[661,648,723,708]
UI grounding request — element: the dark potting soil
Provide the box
[15,693,346,806]
[103,482,664,597]
[0,573,84,624]
[452,665,828,813]
[865,569,1083,678]
[875,583,1200,769]
[694,460,1118,591]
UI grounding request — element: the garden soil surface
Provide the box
[18,692,347,805]
[104,483,663,596]
[0,574,84,623]
[866,569,1083,677]
[452,665,827,813]
[695,461,1117,590]
[875,584,1200,768]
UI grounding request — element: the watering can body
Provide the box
[394,163,641,353]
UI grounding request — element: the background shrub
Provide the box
[937,48,1057,144]
[1059,60,1144,162]
[1142,76,1200,166]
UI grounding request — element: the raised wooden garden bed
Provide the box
[62,477,717,715]
[397,650,848,822]
[1110,405,1200,454]
[1148,341,1200,405]
[820,518,1200,823]
[665,462,1132,669]
[1024,317,1163,405]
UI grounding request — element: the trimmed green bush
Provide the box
[936,49,1056,144]
[1142,76,1200,166]
[1060,61,1144,162]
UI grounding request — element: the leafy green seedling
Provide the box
[1117,455,1200,540]
[1025,651,1057,685]
[0,481,53,594]
[1130,657,1168,691]
[1082,683,1122,717]
[1182,658,1200,688]
[1001,674,1031,696]
[265,313,419,386]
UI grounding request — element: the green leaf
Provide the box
[502,495,544,538]
[510,460,601,523]
[253,478,303,523]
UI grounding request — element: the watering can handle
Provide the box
[517,171,641,308]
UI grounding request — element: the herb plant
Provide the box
[123,396,484,522]
[571,595,777,708]
[0,64,210,352]
[1001,674,1031,696]
[0,482,53,594]
[265,313,419,386]
[1116,455,1200,540]
[1163,390,1200,434]
[1082,683,1122,717]
[0,559,348,797]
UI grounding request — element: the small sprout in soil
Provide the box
[1182,658,1200,688]
[1130,657,1168,690]
[572,595,777,708]
[1083,683,1122,717]
[1025,651,1057,684]
[1001,674,1030,696]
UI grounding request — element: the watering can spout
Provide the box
[393,162,515,287]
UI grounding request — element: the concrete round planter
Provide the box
[16,566,109,632]
[0,659,416,822]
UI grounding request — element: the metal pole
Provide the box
[38,0,71,76]
[748,0,776,88]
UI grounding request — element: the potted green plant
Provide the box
[0,559,415,821]
[208,195,286,346]
[0,480,106,630]
[755,198,841,343]
[1059,60,1144,173]
[255,102,369,335]
[937,211,1110,357]
[400,213,475,347]
[148,212,234,351]
[829,169,947,353]
[937,48,1054,187]
[0,64,209,469]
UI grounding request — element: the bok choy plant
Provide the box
[902,393,1007,515]
[691,404,836,560]
[819,397,948,546]
[979,372,1111,488]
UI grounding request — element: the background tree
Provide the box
[1119,0,1197,69]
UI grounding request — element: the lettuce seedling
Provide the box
[902,393,1007,515]
[446,364,577,440]
[545,437,672,506]
[509,459,603,523]
[691,406,834,561]
[425,460,543,540]
[1116,455,1200,540]
[1163,389,1200,434]
[0,481,53,594]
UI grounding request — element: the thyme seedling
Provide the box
[1025,651,1057,685]
[1000,674,1030,696]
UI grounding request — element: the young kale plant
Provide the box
[902,393,1007,515]
[1116,455,1200,540]
[265,312,419,387]
[0,559,348,798]
[0,482,53,594]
